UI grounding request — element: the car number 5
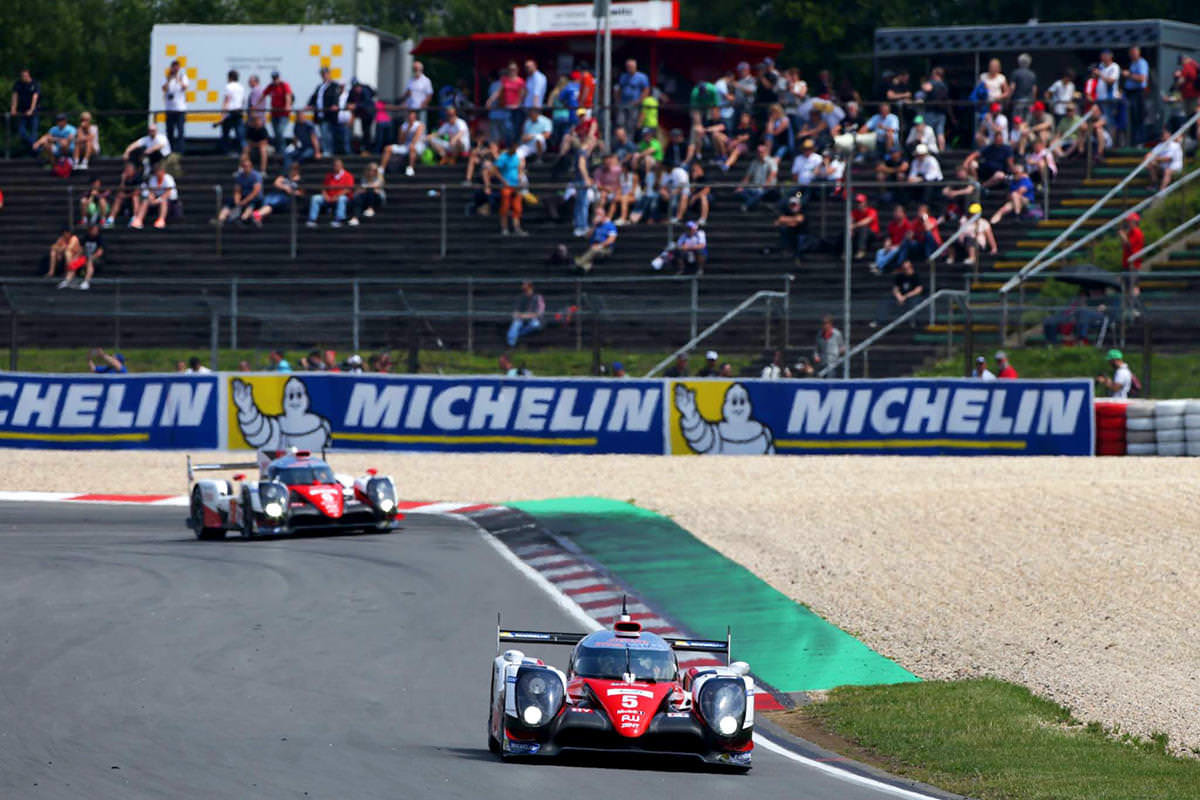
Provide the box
[622,695,638,708]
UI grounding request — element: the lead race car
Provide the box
[186,448,401,539]
[489,610,755,769]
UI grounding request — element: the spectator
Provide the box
[306,158,354,227]
[283,109,321,169]
[105,162,140,227]
[774,191,815,264]
[524,59,548,111]
[243,115,271,174]
[265,70,295,155]
[1119,212,1145,298]
[565,134,594,237]
[905,115,938,155]
[1123,47,1149,144]
[1021,102,1054,153]
[963,130,1015,189]
[89,348,127,374]
[246,74,268,130]
[954,203,998,268]
[907,143,943,183]
[72,111,100,170]
[382,109,425,175]
[1088,104,1112,160]
[1011,53,1038,118]
[761,349,792,380]
[45,227,83,281]
[1172,55,1200,115]
[995,351,1018,378]
[129,161,178,229]
[498,353,533,377]
[186,356,211,374]
[307,67,342,155]
[975,102,1009,148]
[343,354,364,373]
[373,97,394,155]
[795,107,830,153]
[734,144,778,212]
[972,355,996,380]
[1096,50,1122,135]
[657,160,690,221]
[1026,137,1058,189]
[912,202,943,259]
[1045,69,1079,118]
[333,81,353,155]
[1097,349,1134,399]
[720,111,756,171]
[575,208,618,272]
[697,350,719,377]
[664,352,689,378]
[980,58,1011,104]
[251,163,304,226]
[610,125,637,163]
[718,362,734,377]
[790,138,821,187]
[874,204,913,274]
[494,141,527,236]
[514,107,553,165]
[122,124,171,172]
[814,148,845,192]
[638,85,660,137]
[577,62,597,110]
[216,157,263,225]
[673,220,708,275]
[349,162,385,225]
[812,315,845,373]
[917,67,949,151]
[872,259,924,327]
[218,70,245,155]
[886,68,913,105]
[1146,128,1183,191]
[268,349,292,372]
[79,177,109,226]
[1050,103,1085,158]
[616,59,650,133]
[506,280,545,347]
[861,101,900,154]
[346,79,376,152]
[990,163,1037,224]
[850,193,880,259]
[401,60,434,122]
[10,67,40,155]
[33,112,76,167]
[429,106,471,165]
[489,62,526,144]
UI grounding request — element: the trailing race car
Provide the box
[489,610,755,769]
[187,449,401,539]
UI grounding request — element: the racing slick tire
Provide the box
[241,487,257,539]
[191,487,226,541]
[487,675,503,755]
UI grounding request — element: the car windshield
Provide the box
[574,644,677,682]
[271,465,336,485]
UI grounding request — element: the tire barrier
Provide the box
[1094,398,1200,456]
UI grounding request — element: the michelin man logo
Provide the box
[232,377,332,451]
[674,383,774,454]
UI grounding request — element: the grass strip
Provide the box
[770,678,1199,800]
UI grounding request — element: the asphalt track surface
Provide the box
[0,501,934,800]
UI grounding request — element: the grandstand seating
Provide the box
[0,146,1190,374]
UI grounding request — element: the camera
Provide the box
[166,93,174,101]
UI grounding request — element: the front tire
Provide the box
[240,487,257,539]
[488,673,502,755]
[191,487,226,541]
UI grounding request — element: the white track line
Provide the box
[753,735,941,799]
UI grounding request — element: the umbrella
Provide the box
[1052,263,1121,290]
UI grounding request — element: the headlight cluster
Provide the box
[258,482,288,520]
[366,477,397,514]
[514,667,563,728]
[699,679,746,738]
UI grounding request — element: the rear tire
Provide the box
[191,487,226,541]
[241,487,257,539]
[488,673,503,755]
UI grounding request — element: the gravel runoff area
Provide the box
[4,451,1198,755]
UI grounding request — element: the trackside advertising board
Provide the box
[0,374,1093,455]
[0,374,218,449]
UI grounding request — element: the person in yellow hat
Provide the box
[949,201,997,271]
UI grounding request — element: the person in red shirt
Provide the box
[850,193,879,259]
[491,62,526,146]
[578,65,596,109]
[306,158,354,227]
[873,204,911,274]
[914,202,943,258]
[1119,212,1145,298]
[995,350,1018,379]
[264,71,294,156]
[1174,55,1199,113]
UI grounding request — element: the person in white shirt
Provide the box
[161,59,189,154]
[1096,49,1122,132]
[514,108,551,161]
[1044,69,1078,118]
[972,356,996,380]
[1146,128,1184,190]
[430,106,471,162]
[1097,349,1133,398]
[130,162,178,229]
[790,139,821,186]
[906,115,938,153]
[661,164,691,221]
[122,124,171,172]
[381,109,425,176]
[908,144,943,182]
[186,357,212,374]
[523,60,547,109]
[402,60,434,122]
[220,69,246,155]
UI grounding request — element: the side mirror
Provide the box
[366,468,378,476]
[233,473,246,482]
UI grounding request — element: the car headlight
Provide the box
[263,501,284,518]
[366,477,397,515]
[258,482,288,519]
[513,667,563,728]
[699,679,746,737]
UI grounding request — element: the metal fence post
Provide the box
[290,185,298,260]
[440,184,447,259]
[4,112,10,160]
[66,185,75,228]
[575,279,583,352]
[214,186,223,256]
[352,278,361,354]
[466,277,475,354]
[8,311,16,371]
[782,275,790,350]
[230,276,239,350]
[842,166,852,378]
[114,281,122,350]
[1017,280,1025,346]
[209,307,219,370]
[689,276,698,341]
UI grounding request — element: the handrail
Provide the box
[817,289,969,378]
[1135,211,1200,263]
[643,285,791,377]
[1002,108,1200,293]
[928,212,981,263]
[1002,164,1200,279]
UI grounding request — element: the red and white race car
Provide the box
[186,449,401,539]
[489,611,754,769]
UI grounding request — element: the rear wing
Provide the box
[186,454,260,483]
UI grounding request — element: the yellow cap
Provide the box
[968,202,982,215]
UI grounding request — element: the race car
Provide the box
[186,448,401,539]
[488,611,755,769]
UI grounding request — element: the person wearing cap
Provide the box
[1119,212,1145,299]
[971,355,996,380]
[954,202,997,269]
[343,354,364,373]
[1097,349,1133,399]
[790,137,821,187]
[989,162,1036,225]
[697,351,720,377]
[611,362,627,379]
[89,347,127,374]
[850,193,880,259]
[672,220,708,275]
[975,102,1009,148]
[33,112,77,166]
[906,115,938,154]
[265,71,295,156]
[995,351,1018,379]
[812,315,845,373]
[908,143,943,185]
[1146,127,1184,191]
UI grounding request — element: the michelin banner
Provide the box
[668,378,1094,456]
[0,374,218,449]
